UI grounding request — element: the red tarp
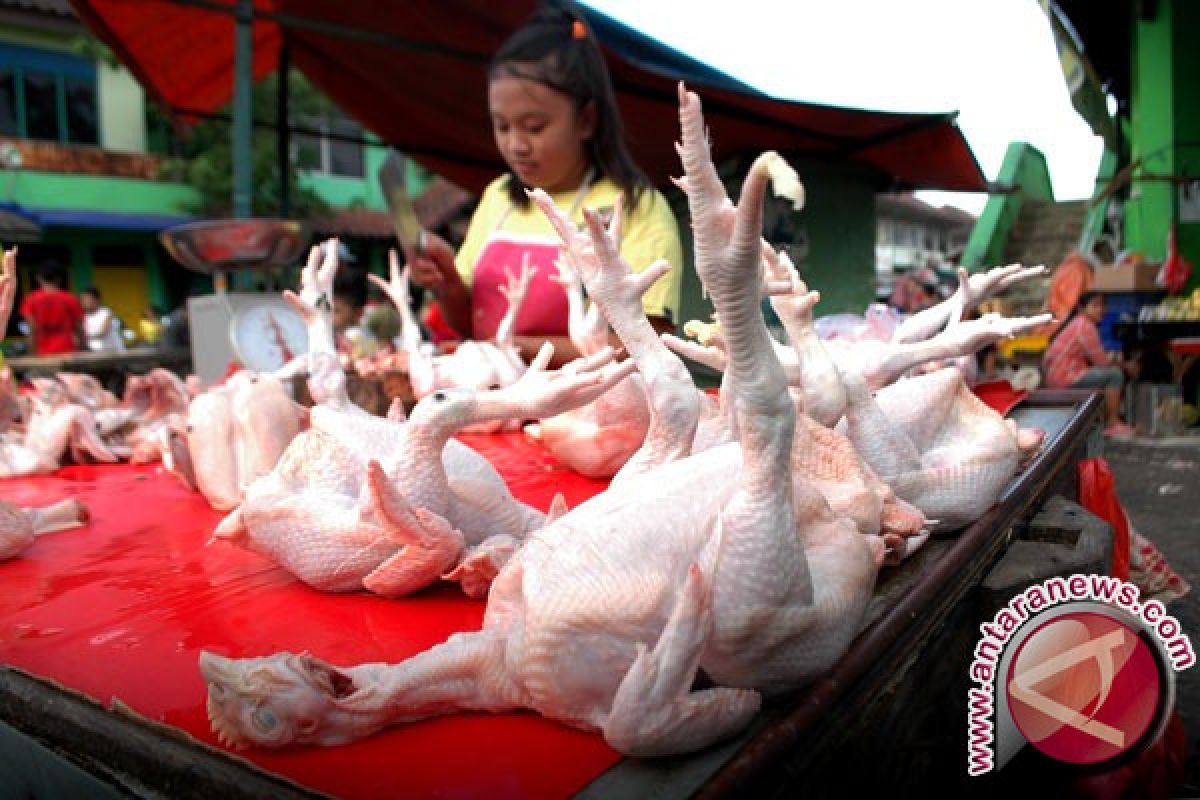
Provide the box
[69,0,988,194]
[0,434,614,799]
[0,387,1025,796]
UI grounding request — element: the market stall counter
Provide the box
[0,389,1104,798]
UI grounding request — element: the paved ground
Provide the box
[1105,434,1200,796]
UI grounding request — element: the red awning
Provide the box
[70,0,987,194]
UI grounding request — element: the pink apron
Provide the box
[470,234,567,341]
[469,170,596,341]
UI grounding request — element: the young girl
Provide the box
[1042,290,1138,436]
[406,8,683,363]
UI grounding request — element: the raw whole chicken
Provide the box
[838,366,1044,530]
[371,251,531,432]
[0,251,23,433]
[667,262,1049,426]
[55,372,120,411]
[91,368,192,463]
[201,86,885,758]
[0,367,22,434]
[184,369,307,511]
[0,498,89,561]
[523,257,651,478]
[0,248,111,476]
[213,239,635,597]
[1,379,116,477]
[214,348,633,598]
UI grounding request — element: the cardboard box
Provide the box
[1093,262,1160,291]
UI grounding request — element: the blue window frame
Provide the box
[0,40,98,145]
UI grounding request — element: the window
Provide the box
[0,42,98,145]
[294,115,365,178]
[0,70,17,136]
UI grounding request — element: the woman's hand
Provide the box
[405,232,459,296]
[401,232,472,337]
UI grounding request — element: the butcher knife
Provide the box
[377,151,426,254]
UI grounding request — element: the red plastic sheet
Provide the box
[972,379,1029,418]
[0,434,618,799]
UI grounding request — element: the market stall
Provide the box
[0,388,1104,799]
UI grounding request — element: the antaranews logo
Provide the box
[967,574,1194,776]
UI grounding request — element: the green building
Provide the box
[0,0,407,347]
[964,0,1199,293]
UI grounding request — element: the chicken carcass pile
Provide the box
[211,242,636,598]
[200,84,893,757]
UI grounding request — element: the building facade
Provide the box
[0,0,405,349]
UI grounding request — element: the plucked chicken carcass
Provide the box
[0,248,111,475]
[523,257,652,478]
[0,498,89,561]
[839,365,1045,530]
[371,251,532,432]
[201,85,885,757]
[216,349,633,598]
[55,372,120,411]
[213,240,634,597]
[89,368,192,463]
[0,251,24,433]
[182,368,307,511]
[1,379,116,477]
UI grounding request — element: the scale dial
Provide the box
[229,298,309,373]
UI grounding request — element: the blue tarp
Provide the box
[0,203,193,233]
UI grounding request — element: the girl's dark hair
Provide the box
[489,5,648,210]
[1051,290,1102,342]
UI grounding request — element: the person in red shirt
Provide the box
[1042,290,1138,437]
[19,261,83,356]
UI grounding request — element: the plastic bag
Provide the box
[1077,457,1130,581]
[1156,227,1193,295]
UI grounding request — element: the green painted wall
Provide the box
[1171,0,1200,290]
[297,139,390,210]
[5,170,198,214]
[673,155,877,328]
[962,142,1054,268]
[1123,0,1200,291]
[0,24,75,52]
[1126,1,1174,261]
[795,160,878,315]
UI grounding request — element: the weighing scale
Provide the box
[160,219,311,384]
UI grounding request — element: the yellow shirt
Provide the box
[455,175,684,321]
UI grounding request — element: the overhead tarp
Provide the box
[70,0,987,194]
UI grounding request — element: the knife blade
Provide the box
[377,151,426,254]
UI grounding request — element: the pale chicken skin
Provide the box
[201,86,884,758]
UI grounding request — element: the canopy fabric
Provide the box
[70,0,987,194]
[0,202,193,232]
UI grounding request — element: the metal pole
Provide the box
[276,37,290,219]
[232,0,254,219]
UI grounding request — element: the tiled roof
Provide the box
[1,0,74,17]
[310,177,474,240]
[310,208,395,239]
